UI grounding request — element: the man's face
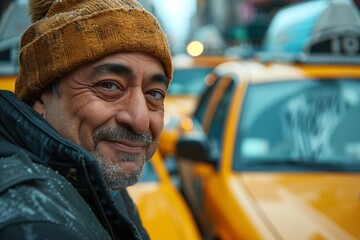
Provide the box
[33,52,168,190]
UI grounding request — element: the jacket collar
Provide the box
[0,90,97,180]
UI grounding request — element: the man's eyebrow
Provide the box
[91,63,168,88]
[91,63,133,78]
[152,73,169,89]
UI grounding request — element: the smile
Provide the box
[102,139,146,154]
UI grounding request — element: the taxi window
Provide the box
[234,79,360,172]
[168,68,212,95]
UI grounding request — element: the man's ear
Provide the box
[33,98,45,117]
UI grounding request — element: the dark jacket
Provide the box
[0,90,149,240]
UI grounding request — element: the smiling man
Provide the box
[33,53,168,190]
[0,0,172,239]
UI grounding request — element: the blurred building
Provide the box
[187,0,301,52]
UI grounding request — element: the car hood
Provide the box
[235,173,360,239]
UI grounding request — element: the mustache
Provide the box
[93,126,153,145]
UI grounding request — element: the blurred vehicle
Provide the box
[175,0,360,239]
[159,53,233,157]
[128,150,201,240]
[0,0,30,91]
[261,0,360,59]
[0,2,201,239]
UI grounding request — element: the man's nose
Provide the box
[115,88,150,134]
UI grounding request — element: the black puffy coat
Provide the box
[0,90,149,240]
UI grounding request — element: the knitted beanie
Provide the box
[15,0,172,104]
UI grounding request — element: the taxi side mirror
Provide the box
[176,132,219,166]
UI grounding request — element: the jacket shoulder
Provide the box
[0,151,110,240]
[0,151,46,195]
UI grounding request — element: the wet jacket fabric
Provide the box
[0,90,149,240]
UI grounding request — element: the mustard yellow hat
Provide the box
[16,0,172,103]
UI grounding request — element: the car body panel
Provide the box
[0,76,15,91]
[128,150,201,240]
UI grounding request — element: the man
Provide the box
[0,0,172,239]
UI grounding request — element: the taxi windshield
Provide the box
[234,79,360,172]
[168,68,212,95]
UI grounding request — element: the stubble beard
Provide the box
[92,127,153,191]
[92,150,146,191]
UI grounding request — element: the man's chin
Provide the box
[102,163,145,190]
[91,150,146,189]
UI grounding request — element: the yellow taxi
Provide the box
[175,0,360,239]
[177,60,360,240]
[159,53,233,157]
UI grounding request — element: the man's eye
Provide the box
[96,81,118,90]
[147,90,165,100]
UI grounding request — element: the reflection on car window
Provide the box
[168,68,212,95]
[234,79,360,171]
